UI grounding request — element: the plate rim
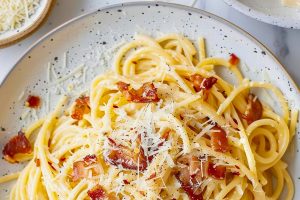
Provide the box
[0,1,299,94]
[223,0,300,29]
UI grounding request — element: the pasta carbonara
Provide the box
[0,34,298,200]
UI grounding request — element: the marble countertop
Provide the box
[0,0,299,86]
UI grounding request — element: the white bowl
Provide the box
[0,0,53,47]
[224,0,300,29]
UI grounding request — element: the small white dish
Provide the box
[224,0,300,29]
[0,0,53,48]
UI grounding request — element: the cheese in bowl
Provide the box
[0,0,41,33]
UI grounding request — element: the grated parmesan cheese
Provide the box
[50,64,85,86]
[17,90,25,101]
[0,0,40,32]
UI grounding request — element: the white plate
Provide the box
[0,2,299,199]
[224,0,300,29]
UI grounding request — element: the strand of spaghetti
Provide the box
[9,183,17,200]
[122,47,175,76]
[102,93,121,132]
[282,164,294,200]
[67,180,88,200]
[217,81,289,123]
[36,96,68,200]
[165,49,191,65]
[26,164,37,198]
[246,119,279,136]
[200,57,229,68]
[215,176,242,200]
[29,167,42,200]
[260,110,289,171]
[24,118,44,138]
[76,188,89,200]
[114,35,161,74]
[0,172,20,184]
[20,161,34,200]
[289,109,299,140]
[166,66,193,93]
[165,114,191,153]
[191,101,227,126]
[157,34,197,63]
[174,94,201,109]
[267,163,284,200]
[198,37,206,62]
[248,128,278,164]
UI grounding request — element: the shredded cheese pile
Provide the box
[0,0,40,32]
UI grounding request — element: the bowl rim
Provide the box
[0,0,298,93]
[0,0,54,48]
[223,0,300,29]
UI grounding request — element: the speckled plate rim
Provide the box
[0,0,299,92]
[223,0,300,29]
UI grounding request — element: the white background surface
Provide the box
[0,0,299,86]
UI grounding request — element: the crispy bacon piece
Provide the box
[71,96,90,120]
[72,161,86,182]
[176,176,203,200]
[175,153,228,199]
[106,138,148,171]
[210,126,229,153]
[190,74,217,100]
[117,81,129,91]
[242,94,263,124]
[71,154,100,182]
[83,154,97,164]
[117,82,160,103]
[202,77,218,90]
[87,184,106,200]
[25,95,41,108]
[2,131,32,163]
[35,158,40,167]
[207,162,226,180]
[231,171,240,176]
[229,53,240,65]
[176,154,204,200]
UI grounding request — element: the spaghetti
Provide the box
[0,34,298,200]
